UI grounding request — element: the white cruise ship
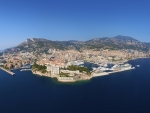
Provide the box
[112,64,132,70]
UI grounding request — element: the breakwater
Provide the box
[92,67,135,77]
[0,67,15,75]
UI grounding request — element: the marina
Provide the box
[20,64,32,71]
[21,64,32,68]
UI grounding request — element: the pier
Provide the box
[0,67,15,75]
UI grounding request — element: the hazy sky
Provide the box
[0,0,150,50]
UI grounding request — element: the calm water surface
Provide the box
[1,58,150,113]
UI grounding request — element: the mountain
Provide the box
[113,35,138,41]
[3,36,150,53]
[4,38,83,53]
[85,35,149,51]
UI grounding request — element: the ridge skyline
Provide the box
[1,35,150,51]
[15,35,150,44]
[12,35,150,45]
[3,35,150,54]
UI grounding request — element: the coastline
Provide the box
[32,70,92,82]
[32,70,51,77]
[31,67,135,83]
[30,57,149,83]
[127,57,149,62]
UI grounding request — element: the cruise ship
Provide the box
[112,64,133,71]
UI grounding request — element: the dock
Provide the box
[108,67,135,74]
[0,67,15,75]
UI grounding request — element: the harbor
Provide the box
[0,67,15,75]
[20,64,32,71]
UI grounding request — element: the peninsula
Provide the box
[31,60,135,82]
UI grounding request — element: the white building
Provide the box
[47,65,60,75]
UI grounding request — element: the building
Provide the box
[47,65,60,75]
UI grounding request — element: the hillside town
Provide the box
[0,48,149,82]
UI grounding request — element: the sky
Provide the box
[0,0,150,50]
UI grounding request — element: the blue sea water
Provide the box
[1,58,150,113]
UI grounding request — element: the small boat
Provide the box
[92,67,97,71]
[132,67,135,69]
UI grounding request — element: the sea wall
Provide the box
[58,77,76,82]
[0,67,15,75]
[92,72,109,77]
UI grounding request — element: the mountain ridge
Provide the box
[3,35,150,53]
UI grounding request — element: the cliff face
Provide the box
[32,70,51,77]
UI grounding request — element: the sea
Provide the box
[1,58,150,113]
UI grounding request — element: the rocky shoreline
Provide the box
[32,70,92,82]
[29,57,147,83]
[32,71,51,77]
[31,65,135,83]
